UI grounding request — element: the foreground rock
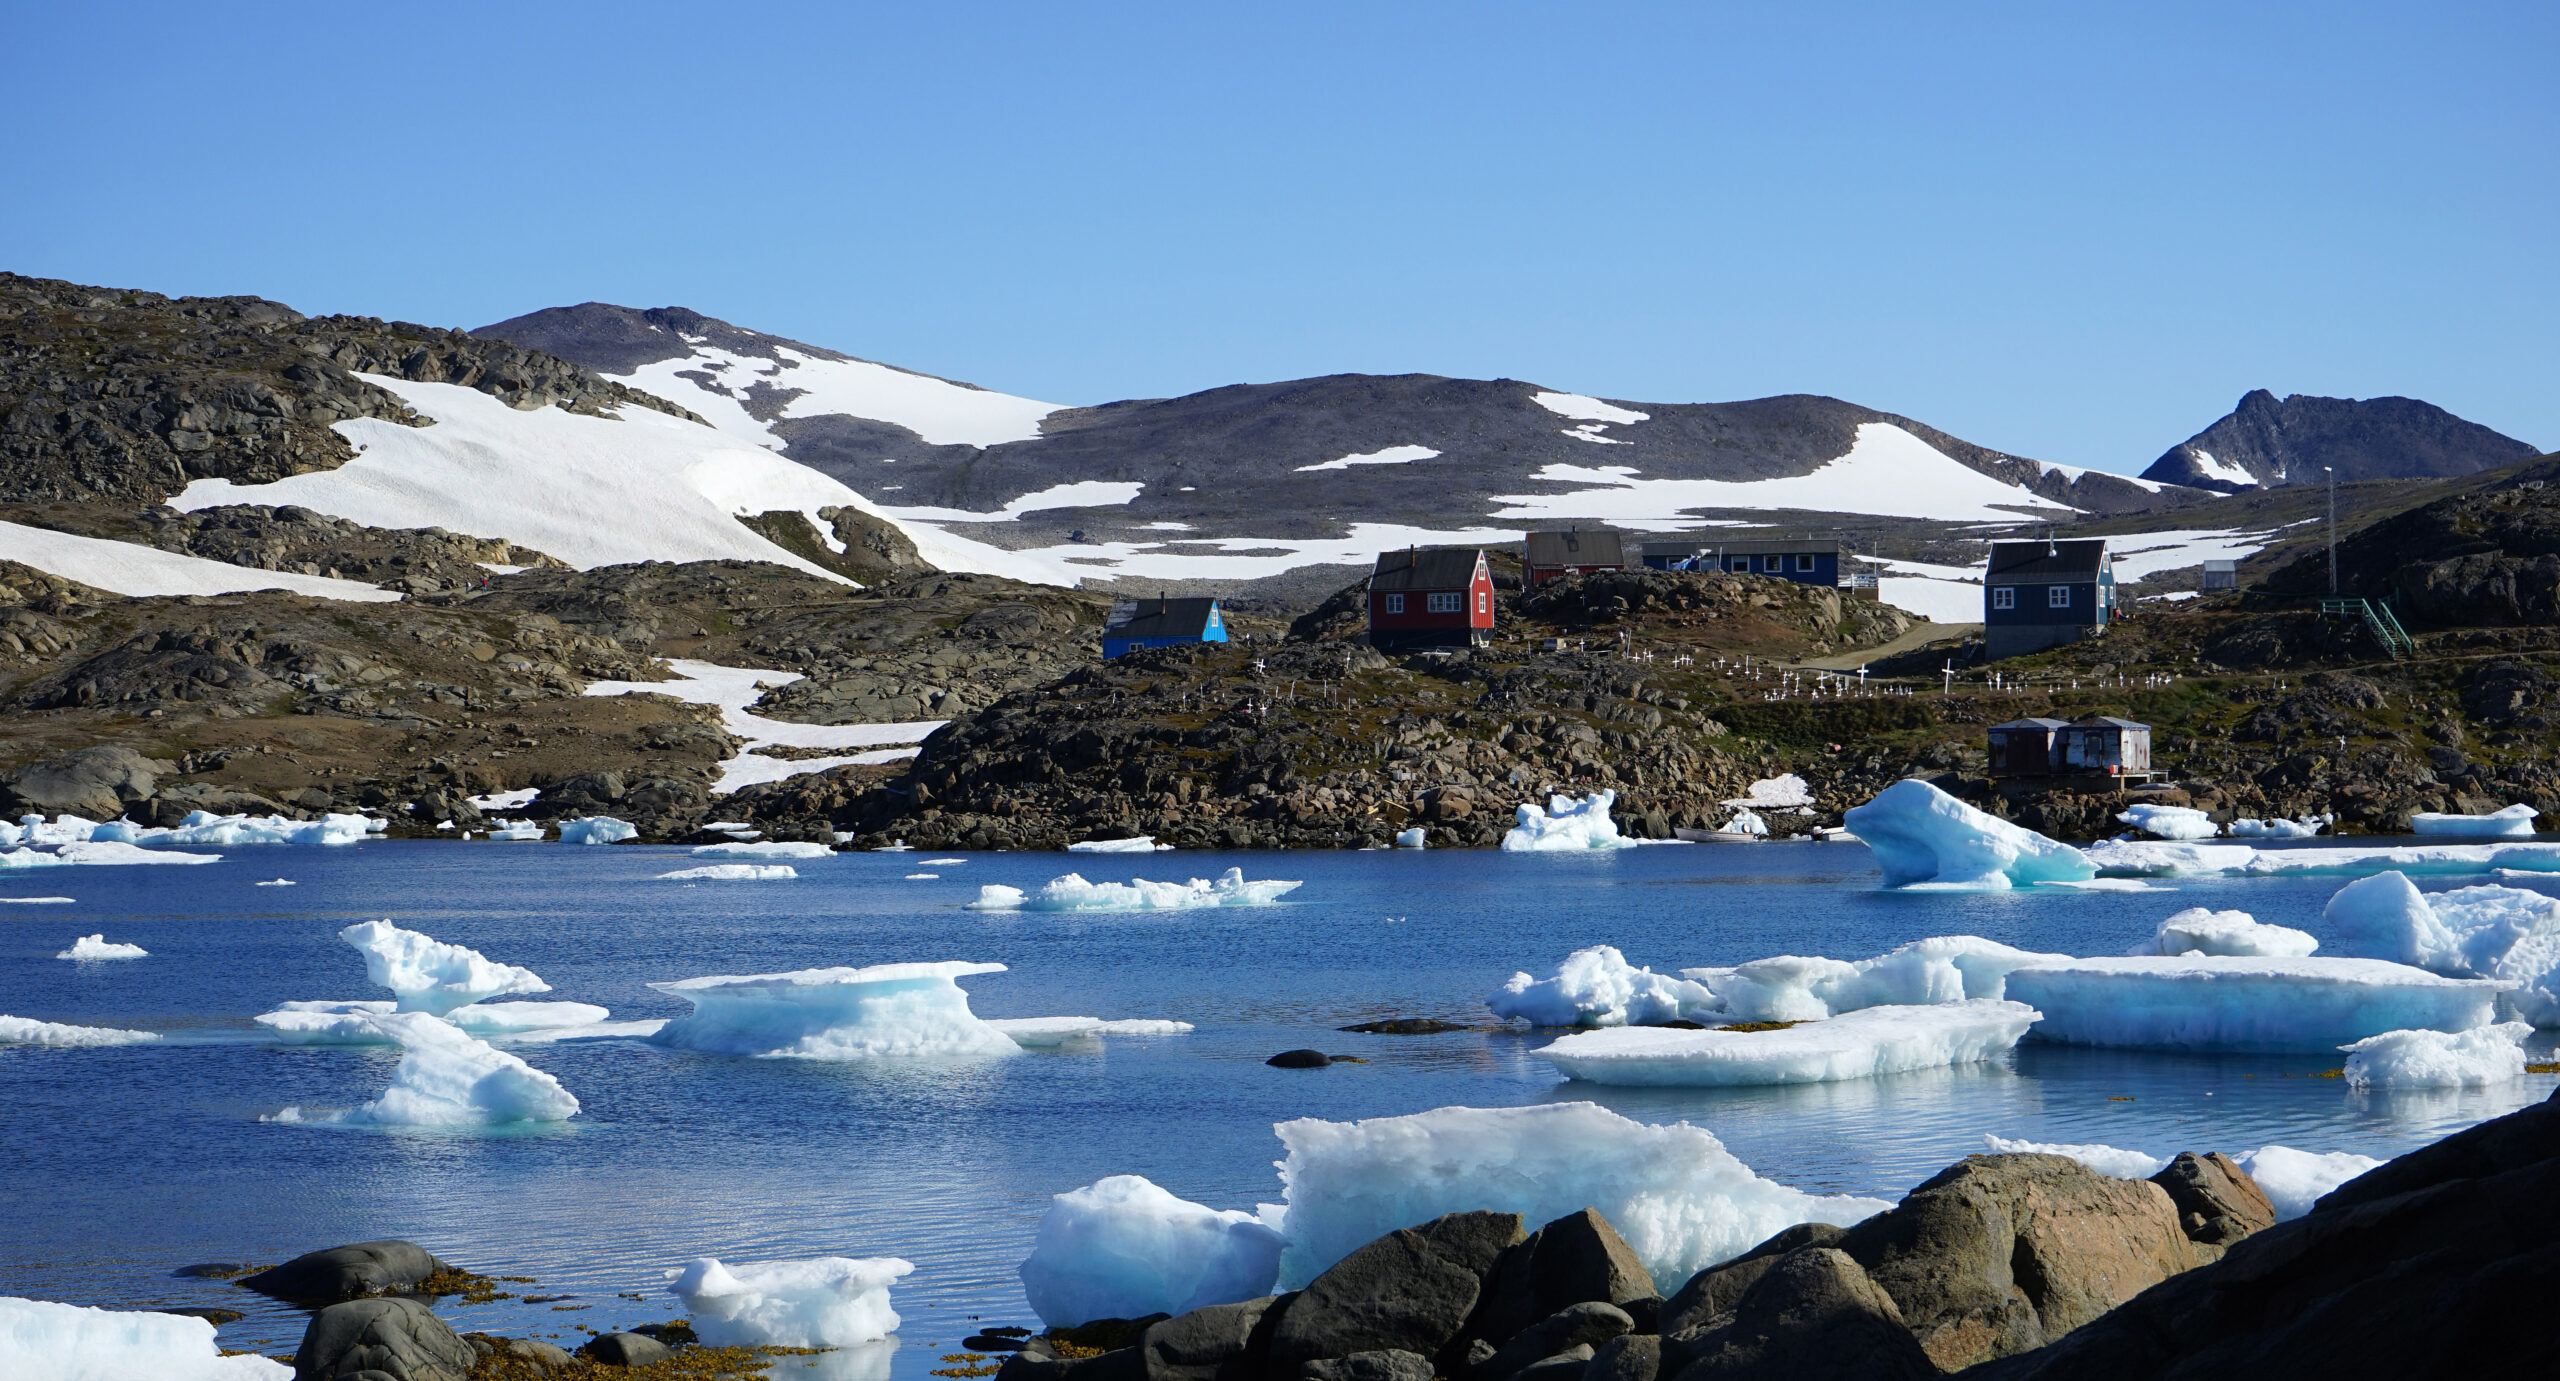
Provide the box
[242,1240,455,1304]
[294,1296,475,1381]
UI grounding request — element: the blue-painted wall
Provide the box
[1103,607,1228,659]
[1719,551,1839,586]
[1984,572,2114,629]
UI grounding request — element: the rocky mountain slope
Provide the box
[2141,388,2538,492]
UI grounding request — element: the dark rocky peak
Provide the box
[2142,389,2538,492]
[475,301,1004,391]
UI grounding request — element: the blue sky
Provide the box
[5,2,2551,473]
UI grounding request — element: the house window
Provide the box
[1795,554,1815,572]
[1730,557,1749,572]
[1992,587,2016,610]
[1477,591,1489,613]
[1384,593,1405,615]
[2049,585,2072,609]
[1763,555,1782,573]
[1427,591,1463,613]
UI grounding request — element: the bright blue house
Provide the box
[1103,596,1228,658]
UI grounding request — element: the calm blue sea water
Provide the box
[2,840,2552,1370]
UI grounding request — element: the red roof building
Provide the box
[1367,548,1494,650]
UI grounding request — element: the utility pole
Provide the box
[2326,466,2338,595]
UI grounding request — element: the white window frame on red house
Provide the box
[1477,590,1489,614]
[1427,591,1462,613]
[1384,593,1405,614]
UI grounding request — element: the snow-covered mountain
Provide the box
[2141,389,2539,493]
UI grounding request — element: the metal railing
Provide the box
[2319,597,2415,659]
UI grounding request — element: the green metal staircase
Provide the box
[2320,597,2415,659]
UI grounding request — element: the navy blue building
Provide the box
[1102,596,1228,659]
[1713,539,1841,587]
[1984,539,2114,660]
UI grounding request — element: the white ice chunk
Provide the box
[1724,809,1770,837]
[469,788,541,811]
[446,1001,614,1033]
[693,840,833,859]
[0,896,75,904]
[273,1011,579,1126]
[0,1295,292,1379]
[2116,804,2218,840]
[1,840,222,867]
[649,961,1020,1059]
[485,820,546,841]
[2132,908,2319,958]
[669,1255,912,1348]
[1502,790,1638,852]
[2324,872,2560,1024]
[968,885,1027,909]
[340,920,550,1015]
[557,816,637,845]
[964,868,1302,911]
[2340,1021,2533,1088]
[254,1008,398,1045]
[1019,1175,1287,1327]
[2235,1145,2382,1220]
[1488,945,1722,1028]
[1843,780,2096,889]
[134,811,381,846]
[1271,1101,1890,1288]
[55,934,147,961]
[255,879,295,887]
[986,1017,1197,1048]
[1696,935,2069,1023]
[658,864,799,881]
[2229,815,2330,838]
[1724,774,1814,808]
[1539,1000,2040,1086]
[2003,955,2506,1051]
[0,1015,159,1047]
[1068,835,1169,853]
[1980,1137,2169,1180]
[2090,838,2560,878]
[1395,827,1427,849]
[2410,804,2539,837]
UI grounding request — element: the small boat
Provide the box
[1674,827,1762,843]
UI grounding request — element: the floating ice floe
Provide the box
[2002,956,2506,1051]
[0,1014,160,1047]
[2088,837,2560,879]
[1539,1000,2041,1086]
[1270,1101,1891,1288]
[903,873,938,880]
[340,920,550,1015]
[1488,945,1720,1028]
[1724,774,1814,809]
[1687,935,2070,1023]
[0,896,73,904]
[964,868,1301,912]
[55,934,147,961]
[1842,780,2095,889]
[2340,1022,2534,1088]
[922,858,966,866]
[984,1017,1196,1047]
[694,840,833,860]
[2035,878,2166,892]
[0,1295,291,1379]
[2323,872,2560,1024]
[669,1256,911,1348]
[2116,803,2219,841]
[1501,791,1639,852]
[255,878,295,887]
[649,961,1020,1059]
[2410,804,2539,837]
[1,840,221,868]
[2229,815,2331,838]
[252,999,610,1046]
[1981,1136,2170,1180]
[1068,835,1171,853]
[6,810,381,849]
[485,819,546,842]
[658,864,799,881]
[1394,827,1427,849]
[2129,907,2319,958]
[557,816,637,845]
[1018,1175,1287,1326]
[266,1011,580,1127]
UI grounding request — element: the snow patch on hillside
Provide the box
[876,481,1145,523]
[1295,445,1440,473]
[1533,393,1652,425]
[615,343,1062,448]
[1491,424,2075,527]
[584,659,941,792]
[2184,447,2258,488]
[0,520,400,602]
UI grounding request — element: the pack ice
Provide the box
[649,961,1021,1059]
[658,864,799,881]
[1,839,220,868]
[1975,1139,2381,1220]
[2128,908,2318,958]
[1501,791,1638,852]
[1269,1101,1890,1288]
[1538,1000,2040,1086]
[0,1015,159,1047]
[55,934,147,960]
[1488,945,1720,1028]
[2115,803,2218,840]
[2086,837,2560,879]
[3,809,382,849]
[965,868,1301,911]
[1017,1175,1286,1326]
[340,920,550,1015]
[2410,804,2539,837]
[1842,780,2095,888]
[2228,815,2330,838]
[2323,871,2560,1024]
[669,1255,913,1347]
[254,999,613,1044]
[1690,935,2069,1023]
[694,840,834,860]
[2340,1022,2534,1088]
[985,1018,1195,1047]
[2003,956,2506,1051]
[0,1295,291,1379]
[269,1011,580,1126]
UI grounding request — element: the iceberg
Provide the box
[985,1017,1196,1047]
[2131,907,2318,958]
[2229,814,2330,838]
[486,819,546,841]
[2089,837,2560,878]
[649,960,1021,1060]
[141,811,381,846]
[0,1296,291,1380]
[1690,935,2069,1023]
[1980,1137,2169,1180]
[1394,827,1427,849]
[1724,809,1771,837]
[694,840,833,860]
[1539,1000,2040,1086]
[2411,803,2539,837]
[1501,790,1638,851]
[256,878,294,887]
[2116,803,2219,840]
[2340,1022,2533,1088]
[1487,945,1721,1028]
[1018,1175,1287,1327]
[0,896,74,904]
[669,1255,912,1348]
[1975,1139,2376,1221]
[340,920,549,1015]
[558,816,637,845]
[963,868,1301,912]
[272,1011,580,1126]
[1724,774,1814,808]
[2324,872,2560,1024]
[2,840,221,867]
[2003,956,2506,1051]
[1842,780,2095,889]
[0,1015,159,1047]
[659,864,798,881]
[55,934,147,961]
[1270,1101,1891,1288]
[1068,835,1169,853]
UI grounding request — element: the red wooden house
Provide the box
[1367,547,1495,650]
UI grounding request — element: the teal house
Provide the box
[1103,596,1228,658]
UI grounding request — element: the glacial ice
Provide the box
[694,840,834,860]
[340,920,550,1015]
[1269,1101,1891,1288]
[1068,835,1170,853]
[2410,803,2539,837]
[2323,872,2560,1024]
[2131,908,2319,958]
[2089,837,2560,879]
[2002,956,2506,1050]
[0,1015,160,1047]
[1487,945,1721,1028]
[1538,1000,2040,1086]
[2229,815,2330,838]
[1395,827,1427,849]
[659,864,799,881]
[1502,790,1638,852]
[2116,803,2219,840]
[1692,935,2070,1023]
[1975,1139,2378,1220]
[649,961,1022,1060]
[271,1011,580,1126]
[669,1255,912,1347]
[1018,1175,1287,1326]
[985,1017,1196,1047]
[1842,780,2095,889]
[2340,1022,2533,1088]
[0,1295,292,1379]
[55,934,147,961]
[557,816,638,845]
[1980,1136,2169,1180]
[964,868,1302,912]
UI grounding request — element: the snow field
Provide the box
[1724,774,1814,808]
[1502,790,1638,851]
[1844,779,2096,889]
[1017,1176,1287,1326]
[667,1254,913,1348]
[0,518,399,603]
[966,868,1302,912]
[587,659,942,793]
[648,961,1021,1060]
[2340,1022,2534,1088]
[0,1295,291,1379]
[2001,956,2506,1051]
[55,934,147,961]
[1490,424,2073,527]
[1294,445,1439,473]
[1537,1000,2041,1086]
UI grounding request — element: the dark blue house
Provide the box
[1984,539,2114,660]
[1103,596,1228,659]
[1713,538,1841,587]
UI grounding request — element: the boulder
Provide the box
[1270,1212,1525,1367]
[1659,1224,1845,1338]
[293,1297,475,1381]
[245,1240,455,1304]
[1473,1303,1630,1380]
[1513,1344,1595,1381]
[1666,1247,1933,1381]
[1000,1340,1146,1381]
[579,1331,672,1366]
[3,744,169,817]
[1143,1296,1280,1381]
[1582,1333,1660,1381]
[1472,1210,1658,1345]
[2148,1152,2275,1246]
[502,1337,573,1365]
[1301,1350,1435,1381]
